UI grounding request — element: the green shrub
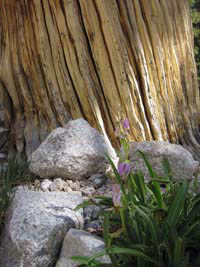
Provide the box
[73,119,200,267]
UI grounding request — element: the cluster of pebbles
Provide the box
[0,153,113,198]
[21,173,113,197]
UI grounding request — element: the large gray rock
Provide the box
[128,141,199,181]
[29,119,116,180]
[55,229,111,267]
[0,190,84,267]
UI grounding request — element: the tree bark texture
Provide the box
[0,0,199,158]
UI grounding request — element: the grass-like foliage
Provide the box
[73,119,200,267]
[74,154,200,267]
[0,157,32,234]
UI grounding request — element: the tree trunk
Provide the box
[0,0,199,158]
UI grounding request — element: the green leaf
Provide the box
[191,194,200,206]
[148,181,164,209]
[173,237,184,266]
[94,196,113,207]
[138,151,163,208]
[134,205,158,244]
[182,251,190,267]
[120,139,129,161]
[182,221,200,238]
[137,257,146,267]
[127,174,137,204]
[74,199,95,211]
[131,219,141,243]
[162,181,188,237]
[103,213,110,248]
[103,213,119,266]
[108,247,159,265]
[181,194,200,226]
[87,249,108,265]
[133,172,146,204]
[190,174,199,194]
[105,154,121,185]
[162,156,173,181]
[148,178,170,184]
[138,150,157,179]
[109,228,123,239]
[185,226,200,239]
[71,257,112,267]
[119,207,131,243]
[71,255,99,265]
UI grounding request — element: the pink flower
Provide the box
[118,162,131,177]
[122,118,130,129]
[112,184,122,207]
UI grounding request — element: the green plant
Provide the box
[73,120,200,267]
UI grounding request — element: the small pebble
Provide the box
[83,205,102,221]
[63,186,73,192]
[89,174,107,189]
[34,179,41,189]
[53,178,66,191]
[81,186,96,196]
[70,181,80,191]
[85,219,103,235]
[40,179,52,192]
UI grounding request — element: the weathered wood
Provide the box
[0,0,199,158]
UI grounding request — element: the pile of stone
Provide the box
[26,174,112,197]
[0,118,199,267]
